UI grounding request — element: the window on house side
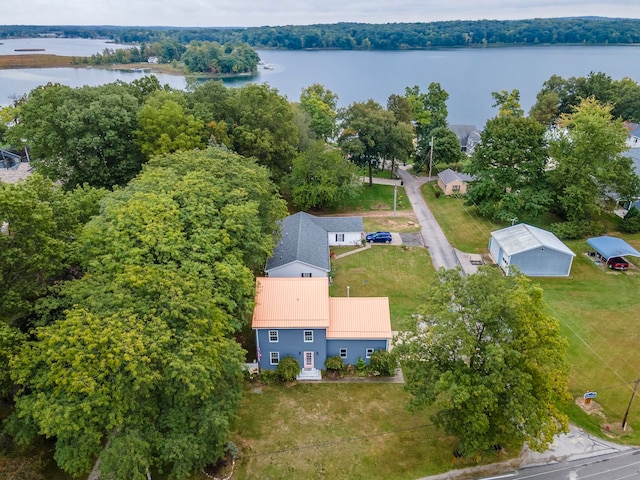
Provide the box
[269,330,278,342]
[335,233,345,242]
[366,348,374,358]
[340,348,347,358]
[304,330,313,342]
[301,272,312,277]
[270,352,280,365]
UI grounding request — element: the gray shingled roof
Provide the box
[265,212,363,272]
[437,168,474,185]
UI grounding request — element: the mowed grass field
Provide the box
[230,383,509,480]
[421,182,640,444]
[330,245,434,330]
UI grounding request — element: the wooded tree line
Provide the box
[1,67,639,477]
[466,72,640,234]
[71,40,260,75]
[3,17,640,50]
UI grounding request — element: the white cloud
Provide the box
[3,0,640,27]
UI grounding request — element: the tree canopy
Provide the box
[6,82,145,190]
[467,90,552,222]
[396,267,570,457]
[548,97,640,221]
[6,147,287,479]
[289,141,361,210]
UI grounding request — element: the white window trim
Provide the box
[335,233,345,242]
[270,351,280,365]
[365,348,374,358]
[268,330,278,343]
[304,330,313,342]
[340,348,347,358]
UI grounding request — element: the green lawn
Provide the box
[421,183,640,443]
[420,182,506,253]
[230,383,507,480]
[324,184,408,213]
[330,245,435,330]
[535,241,640,444]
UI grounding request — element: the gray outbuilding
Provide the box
[489,223,576,276]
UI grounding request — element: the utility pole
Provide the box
[622,377,640,430]
[428,136,434,180]
[393,184,397,218]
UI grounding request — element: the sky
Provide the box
[3,1,640,27]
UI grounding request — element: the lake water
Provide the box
[1,39,640,128]
[0,38,133,56]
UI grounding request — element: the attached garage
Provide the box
[489,223,576,277]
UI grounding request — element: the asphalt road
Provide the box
[493,449,640,480]
[396,168,461,270]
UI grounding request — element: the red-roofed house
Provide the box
[252,277,392,380]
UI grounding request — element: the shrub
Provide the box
[621,207,640,233]
[369,350,397,376]
[549,220,606,240]
[276,356,300,382]
[355,357,368,376]
[259,369,279,384]
[325,355,344,371]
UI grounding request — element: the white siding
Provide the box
[267,261,328,278]
[327,231,362,246]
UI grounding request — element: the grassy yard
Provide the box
[324,184,409,213]
[420,182,506,253]
[421,182,640,443]
[230,383,507,480]
[535,242,640,444]
[330,245,435,330]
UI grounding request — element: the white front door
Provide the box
[304,351,314,369]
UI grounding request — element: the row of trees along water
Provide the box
[1,67,640,477]
[3,17,640,49]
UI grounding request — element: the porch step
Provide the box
[296,368,322,381]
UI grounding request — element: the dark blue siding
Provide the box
[256,328,327,371]
[327,339,388,366]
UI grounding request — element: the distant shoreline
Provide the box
[0,54,256,79]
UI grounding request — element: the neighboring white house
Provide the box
[265,212,364,278]
[489,223,576,277]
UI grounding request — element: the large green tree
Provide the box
[299,83,339,141]
[467,90,552,222]
[0,174,105,326]
[338,99,413,185]
[529,72,640,126]
[289,141,361,210]
[6,82,144,189]
[405,83,450,170]
[228,83,299,181]
[134,90,206,158]
[396,267,570,457]
[549,97,640,221]
[8,147,287,479]
[10,266,245,479]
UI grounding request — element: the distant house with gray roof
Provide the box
[437,168,475,195]
[449,125,482,155]
[265,212,364,278]
[489,223,575,277]
[625,122,640,149]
